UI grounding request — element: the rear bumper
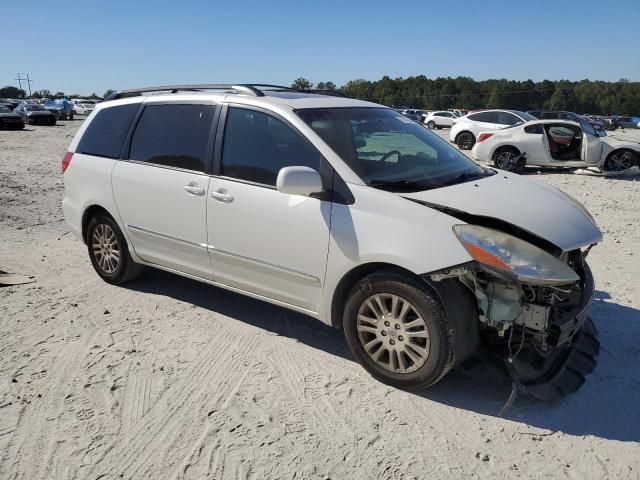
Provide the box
[62,196,84,242]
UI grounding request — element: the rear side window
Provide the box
[76,103,139,158]
[221,107,321,186]
[129,104,216,172]
[469,111,498,123]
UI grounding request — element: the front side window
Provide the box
[221,107,322,186]
[297,107,490,192]
[130,103,216,172]
[77,103,139,158]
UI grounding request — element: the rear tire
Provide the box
[86,214,144,284]
[343,270,456,390]
[493,146,525,174]
[455,131,475,150]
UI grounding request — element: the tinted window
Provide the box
[540,112,559,119]
[130,104,216,172]
[469,111,498,123]
[524,124,543,134]
[496,112,521,125]
[77,103,139,159]
[221,107,322,186]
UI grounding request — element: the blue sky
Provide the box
[4,0,639,95]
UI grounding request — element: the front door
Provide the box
[112,101,218,279]
[580,123,603,165]
[206,106,332,312]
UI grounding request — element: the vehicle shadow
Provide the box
[126,271,640,443]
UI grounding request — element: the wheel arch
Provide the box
[81,204,117,244]
[330,262,418,329]
[491,144,521,159]
[604,147,639,169]
[455,130,476,143]
[330,262,480,366]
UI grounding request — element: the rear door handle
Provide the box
[210,190,234,203]
[184,183,206,196]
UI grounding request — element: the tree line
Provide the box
[292,77,640,115]
[4,78,638,115]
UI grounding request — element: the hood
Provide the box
[401,172,602,252]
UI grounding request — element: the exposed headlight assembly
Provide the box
[453,225,579,286]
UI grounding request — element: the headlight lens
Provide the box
[454,225,579,285]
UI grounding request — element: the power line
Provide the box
[14,73,34,97]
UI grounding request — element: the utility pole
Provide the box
[14,73,34,98]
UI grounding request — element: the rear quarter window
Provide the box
[76,103,139,159]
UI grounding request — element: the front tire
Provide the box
[427,120,436,130]
[87,214,143,284]
[343,270,455,390]
[604,149,637,172]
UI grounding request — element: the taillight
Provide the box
[61,151,73,173]
[477,133,494,143]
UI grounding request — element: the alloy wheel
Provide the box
[91,224,120,274]
[495,151,517,171]
[457,133,474,150]
[356,293,430,374]
[606,151,634,171]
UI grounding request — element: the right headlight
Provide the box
[453,224,579,286]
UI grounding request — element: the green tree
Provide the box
[0,86,26,98]
[103,89,116,98]
[291,78,313,90]
[316,81,336,91]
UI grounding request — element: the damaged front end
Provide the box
[430,225,599,400]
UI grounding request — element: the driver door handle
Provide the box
[211,189,234,203]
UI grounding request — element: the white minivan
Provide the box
[62,84,602,398]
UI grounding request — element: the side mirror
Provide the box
[276,166,323,197]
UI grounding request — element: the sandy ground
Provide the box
[1,120,639,479]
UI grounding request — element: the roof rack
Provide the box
[103,84,347,101]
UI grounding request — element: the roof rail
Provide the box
[102,84,347,102]
[103,84,269,101]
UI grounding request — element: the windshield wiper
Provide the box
[368,179,436,191]
[441,169,495,187]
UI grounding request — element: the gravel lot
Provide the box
[1,120,639,479]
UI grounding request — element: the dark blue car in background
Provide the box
[44,99,74,120]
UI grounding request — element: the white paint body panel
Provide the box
[402,172,603,252]
[112,161,212,280]
[207,177,332,312]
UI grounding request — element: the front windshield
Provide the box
[26,105,45,111]
[297,107,491,191]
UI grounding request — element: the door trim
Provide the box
[207,245,320,283]
[127,224,207,249]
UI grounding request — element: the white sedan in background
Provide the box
[423,110,457,129]
[471,118,640,173]
[449,110,537,150]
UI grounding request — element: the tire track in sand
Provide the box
[87,328,260,479]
